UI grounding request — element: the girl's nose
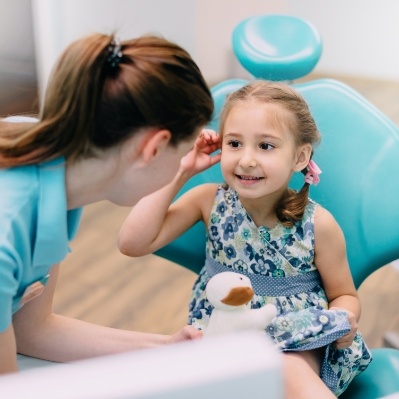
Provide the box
[239,151,257,168]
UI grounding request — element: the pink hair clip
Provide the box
[304,160,322,186]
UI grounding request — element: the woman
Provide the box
[0,32,215,373]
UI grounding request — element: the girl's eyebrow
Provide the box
[258,133,284,142]
[223,132,241,138]
[224,132,283,142]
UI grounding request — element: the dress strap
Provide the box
[205,255,322,296]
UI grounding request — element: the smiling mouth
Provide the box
[236,175,264,181]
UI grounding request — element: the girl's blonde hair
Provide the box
[0,33,213,167]
[219,80,321,226]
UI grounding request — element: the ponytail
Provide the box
[276,184,310,227]
[0,34,112,167]
[0,33,213,168]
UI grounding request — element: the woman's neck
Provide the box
[65,154,118,209]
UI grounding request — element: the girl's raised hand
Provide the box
[180,129,221,177]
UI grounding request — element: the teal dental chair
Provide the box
[156,15,399,399]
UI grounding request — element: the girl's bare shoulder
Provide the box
[184,183,219,205]
[314,204,345,246]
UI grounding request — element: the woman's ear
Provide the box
[137,129,172,165]
[293,143,312,172]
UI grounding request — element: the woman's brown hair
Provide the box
[0,33,213,167]
[219,80,321,226]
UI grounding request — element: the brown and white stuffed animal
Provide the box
[205,272,277,337]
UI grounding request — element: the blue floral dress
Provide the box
[188,186,372,396]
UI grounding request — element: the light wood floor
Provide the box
[1,72,399,348]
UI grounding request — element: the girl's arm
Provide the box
[12,265,202,366]
[314,206,360,349]
[118,130,221,257]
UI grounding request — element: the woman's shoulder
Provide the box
[0,162,38,190]
[0,163,39,218]
[0,157,66,223]
[0,166,40,246]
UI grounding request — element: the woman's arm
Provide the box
[118,130,220,257]
[314,206,360,349]
[0,325,18,374]
[12,265,202,365]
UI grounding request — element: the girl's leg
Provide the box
[283,349,336,399]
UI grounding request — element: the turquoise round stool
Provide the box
[232,14,322,81]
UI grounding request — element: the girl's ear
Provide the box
[137,129,172,165]
[293,143,312,172]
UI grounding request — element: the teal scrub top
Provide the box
[0,156,82,332]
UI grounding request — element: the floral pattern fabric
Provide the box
[188,186,372,396]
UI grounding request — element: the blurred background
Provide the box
[1,0,398,348]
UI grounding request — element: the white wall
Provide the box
[31,0,290,92]
[0,0,36,79]
[194,0,287,85]
[31,0,197,94]
[29,0,399,95]
[196,0,399,83]
[286,0,399,81]
[30,0,286,88]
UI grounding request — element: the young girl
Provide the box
[0,32,215,374]
[119,80,372,398]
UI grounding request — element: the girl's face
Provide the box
[221,101,309,203]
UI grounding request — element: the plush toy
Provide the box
[205,271,277,337]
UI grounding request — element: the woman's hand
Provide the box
[169,325,203,344]
[180,129,221,177]
[330,307,358,349]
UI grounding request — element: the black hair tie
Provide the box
[107,37,123,68]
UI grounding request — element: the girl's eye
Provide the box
[228,140,241,148]
[259,142,274,150]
